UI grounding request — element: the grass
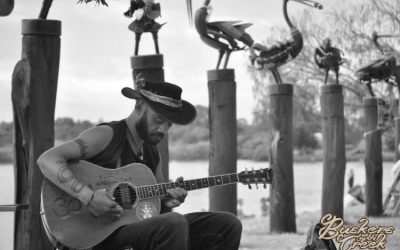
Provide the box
[240,204,400,249]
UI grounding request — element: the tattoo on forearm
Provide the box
[57,166,75,184]
[74,139,89,159]
[71,179,84,193]
[57,165,85,194]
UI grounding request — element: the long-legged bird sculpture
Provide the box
[187,0,254,69]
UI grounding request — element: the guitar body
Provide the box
[41,161,161,249]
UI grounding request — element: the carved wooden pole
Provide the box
[268,84,296,233]
[363,97,383,216]
[12,19,61,250]
[208,69,237,214]
[130,54,169,182]
[320,85,346,218]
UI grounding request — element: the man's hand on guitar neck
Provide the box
[87,188,123,219]
[164,177,188,208]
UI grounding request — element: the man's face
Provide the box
[136,104,172,145]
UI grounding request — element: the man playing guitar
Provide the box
[37,79,242,250]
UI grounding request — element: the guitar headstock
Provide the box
[238,168,273,189]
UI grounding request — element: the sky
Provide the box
[0,0,339,123]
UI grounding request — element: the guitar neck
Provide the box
[136,173,239,200]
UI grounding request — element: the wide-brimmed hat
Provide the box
[122,78,197,125]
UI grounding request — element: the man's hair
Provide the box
[135,99,146,112]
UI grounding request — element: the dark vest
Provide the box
[87,120,160,174]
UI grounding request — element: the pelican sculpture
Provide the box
[249,0,322,84]
[314,38,346,85]
[356,32,400,96]
[186,0,254,69]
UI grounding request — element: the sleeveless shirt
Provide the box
[87,120,160,174]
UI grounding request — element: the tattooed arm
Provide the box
[37,126,113,205]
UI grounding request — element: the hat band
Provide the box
[140,89,182,108]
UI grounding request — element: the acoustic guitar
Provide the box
[40,161,272,249]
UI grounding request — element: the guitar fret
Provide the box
[196,179,203,188]
[184,180,191,191]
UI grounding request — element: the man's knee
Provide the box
[161,212,189,232]
[216,212,242,234]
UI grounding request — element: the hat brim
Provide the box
[122,87,197,125]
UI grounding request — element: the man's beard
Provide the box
[136,113,165,145]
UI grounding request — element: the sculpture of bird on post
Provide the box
[186,0,254,69]
[249,0,322,84]
[314,38,346,85]
[356,31,400,97]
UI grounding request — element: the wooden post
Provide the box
[268,84,296,233]
[363,97,383,216]
[130,54,169,183]
[395,117,400,161]
[394,99,400,161]
[208,69,237,214]
[12,19,61,250]
[320,85,346,218]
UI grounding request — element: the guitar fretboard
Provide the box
[136,173,239,200]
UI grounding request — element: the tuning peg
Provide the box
[252,168,256,174]
[248,184,252,189]
[263,183,267,189]
[256,183,259,189]
[245,168,249,175]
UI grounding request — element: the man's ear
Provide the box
[135,100,147,115]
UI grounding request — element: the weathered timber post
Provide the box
[320,85,346,218]
[363,97,383,216]
[394,99,400,161]
[395,117,400,161]
[130,54,169,182]
[268,84,296,233]
[12,19,61,250]
[208,69,237,214]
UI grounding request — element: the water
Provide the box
[0,160,395,249]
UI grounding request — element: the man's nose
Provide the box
[158,123,169,133]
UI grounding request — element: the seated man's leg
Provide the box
[93,212,189,250]
[185,211,242,250]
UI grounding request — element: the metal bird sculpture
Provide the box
[314,38,346,85]
[356,32,400,97]
[187,0,254,69]
[249,0,322,84]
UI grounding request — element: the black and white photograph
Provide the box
[0,0,400,249]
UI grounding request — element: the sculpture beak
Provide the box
[377,34,400,38]
[292,0,323,9]
[186,0,193,26]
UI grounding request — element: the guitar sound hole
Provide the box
[113,183,137,209]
